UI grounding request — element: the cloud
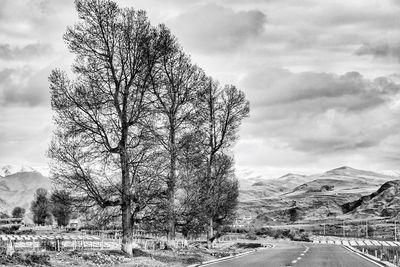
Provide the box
[169,4,266,53]
[0,66,50,107]
[238,68,400,158]
[0,0,75,42]
[244,69,400,114]
[0,43,53,61]
[0,105,51,167]
[355,42,400,62]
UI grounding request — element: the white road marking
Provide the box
[342,245,383,267]
[291,260,297,263]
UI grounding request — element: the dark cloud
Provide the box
[0,43,53,60]
[0,67,50,107]
[244,69,400,115]
[293,136,380,154]
[355,42,400,62]
[170,4,266,53]
[239,68,400,156]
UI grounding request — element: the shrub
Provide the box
[245,232,258,240]
[253,226,310,242]
[0,252,50,266]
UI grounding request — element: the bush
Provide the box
[236,242,263,249]
[0,252,50,266]
[0,224,21,234]
[15,229,37,235]
[253,227,310,242]
[245,232,258,240]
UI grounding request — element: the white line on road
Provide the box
[200,250,255,266]
[342,245,384,267]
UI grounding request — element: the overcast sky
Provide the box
[1,0,400,178]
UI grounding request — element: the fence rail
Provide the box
[0,234,120,252]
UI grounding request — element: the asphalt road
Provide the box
[205,242,382,267]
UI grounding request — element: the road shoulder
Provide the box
[343,245,397,267]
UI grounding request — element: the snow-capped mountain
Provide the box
[0,164,50,212]
[0,164,47,177]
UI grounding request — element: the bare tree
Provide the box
[48,0,171,255]
[149,37,206,239]
[196,81,249,247]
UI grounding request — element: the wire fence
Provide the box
[301,218,400,241]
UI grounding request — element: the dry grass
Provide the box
[0,240,260,266]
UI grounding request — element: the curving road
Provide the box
[204,242,382,267]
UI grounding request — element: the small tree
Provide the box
[51,190,73,227]
[176,132,208,238]
[30,188,52,225]
[196,81,249,247]
[289,207,300,222]
[202,154,239,245]
[11,207,26,218]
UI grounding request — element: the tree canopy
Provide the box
[49,0,249,253]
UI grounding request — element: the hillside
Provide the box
[0,164,36,177]
[342,180,400,218]
[238,166,399,224]
[0,166,50,213]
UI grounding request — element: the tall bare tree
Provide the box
[149,37,206,239]
[49,0,171,255]
[197,81,249,247]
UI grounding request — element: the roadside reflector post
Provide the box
[343,220,345,237]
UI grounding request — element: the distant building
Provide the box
[67,219,79,229]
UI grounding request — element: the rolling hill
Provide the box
[238,166,399,224]
[342,180,400,218]
[1,164,399,225]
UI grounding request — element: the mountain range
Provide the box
[238,166,400,224]
[0,165,50,214]
[1,164,400,224]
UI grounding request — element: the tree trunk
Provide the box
[121,158,133,255]
[167,120,176,241]
[120,125,133,255]
[121,204,133,255]
[207,217,214,248]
